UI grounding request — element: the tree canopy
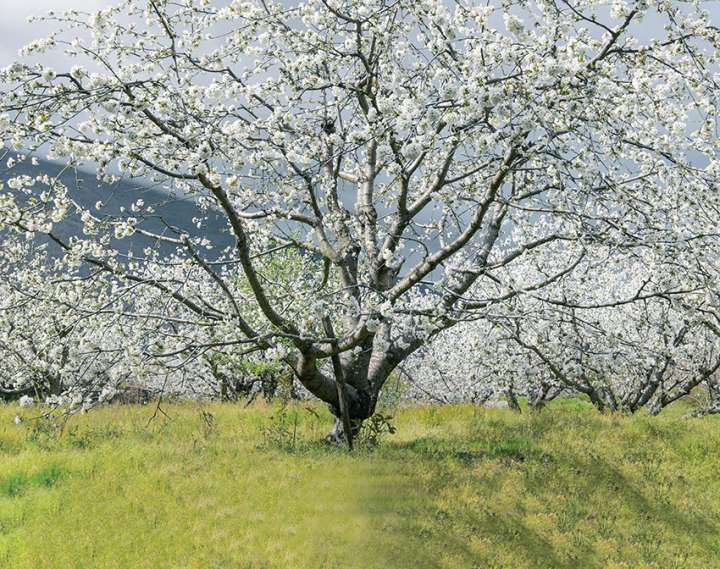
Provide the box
[1,0,719,433]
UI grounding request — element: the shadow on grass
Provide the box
[345,429,720,569]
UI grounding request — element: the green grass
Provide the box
[0,464,66,497]
[0,399,718,569]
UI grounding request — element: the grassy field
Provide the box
[0,399,718,569]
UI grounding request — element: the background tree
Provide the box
[408,247,720,415]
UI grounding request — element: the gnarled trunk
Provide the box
[292,322,422,446]
[326,388,374,445]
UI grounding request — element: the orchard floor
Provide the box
[0,400,718,569]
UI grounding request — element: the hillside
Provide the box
[1,155,234,258]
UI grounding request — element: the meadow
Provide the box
[0,399,718,569]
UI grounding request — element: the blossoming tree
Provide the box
[407,246,720,414]
[1,0,719,439]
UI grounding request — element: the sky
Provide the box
[0,0,107,69]
[4,0,719,71]
[5,0,720,68]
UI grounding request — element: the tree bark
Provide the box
[326,378,374,445]
[322,316,354,449]
[292,323,420,443]
[506,386,522,413]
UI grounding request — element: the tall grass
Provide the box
[0,400,718,568]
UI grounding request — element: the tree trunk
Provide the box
[506,385,522,413]
[0,384,36,402]
[327,415,361,445]
[326,385,374,445]
[527,383,561,411]
[292,325,419,445]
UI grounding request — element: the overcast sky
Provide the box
[0,1,107,69]
[2,2,718,71]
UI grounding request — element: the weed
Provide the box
[356,413,396,449]
[0,464,66,498]
[25,416,63,449]
[29,464,65,488]
[66,424,124,449]
[259,391,299,451]
[0,473,28,497]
